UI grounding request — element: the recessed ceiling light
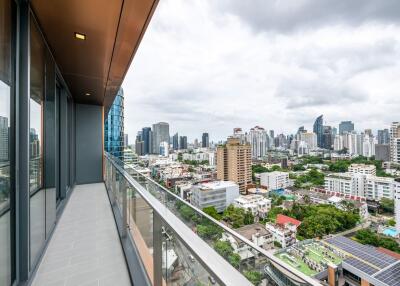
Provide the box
[74,32,86,40]
[85,92,91,96]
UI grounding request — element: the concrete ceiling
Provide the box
[31,0,158,113]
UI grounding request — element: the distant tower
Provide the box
[313,115,324,148]
[202,132,209,148]
[104,88,124,159]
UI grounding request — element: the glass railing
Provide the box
[104,153,322,286]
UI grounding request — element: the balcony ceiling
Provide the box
[31,0,158,113]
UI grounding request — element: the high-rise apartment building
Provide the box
[375,144,390,161]
[172,133,179,150]
[0,116,9,161]
[217,137,252,193]
[300,132,317,150]
[248,126,269,159]
[339,121,354,135]
[313,115,324,148]
[390,122,400,163]
[378,129,390,144]
[179,136,188,150]
[104,88,124,159]
[202,132,209,148]
[152,122,169,154]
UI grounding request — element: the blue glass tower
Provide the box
[105,88,124,159]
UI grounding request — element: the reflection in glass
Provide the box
[29,18,45,268]
[0,0,12,284]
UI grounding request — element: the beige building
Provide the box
[217,137,252,193]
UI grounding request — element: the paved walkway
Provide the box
[32,183,131,286]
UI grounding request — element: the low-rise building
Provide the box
[260,171,289,190]
[191,181,239,212]
[365,176,396,201]
[221,223,273,261]
[233,195,272,218]
[265,223,297,248]
[348,163,376,175]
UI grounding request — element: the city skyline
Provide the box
[122,0,400,142]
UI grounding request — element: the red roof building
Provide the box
[276,214,301,228]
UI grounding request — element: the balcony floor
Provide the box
[32,183,131,286]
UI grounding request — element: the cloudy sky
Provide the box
[122,0,400,143]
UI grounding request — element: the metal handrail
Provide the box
[107,153,322,286]
[105,153,252,286]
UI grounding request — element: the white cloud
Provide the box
[122,0,400,143]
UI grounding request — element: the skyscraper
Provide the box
[322,126,333,150]
[313,115,324,148]
[172,133,179,150]
[202,132,209,148]
[179,136,188,150]
[217,137,252,193]
[0,116,9,162]
[378,129,390,144]
[104,88,124,159]
[390,122,400,163]
[339,121,354,135]
[152,122,169,154]
[141,127,152,154]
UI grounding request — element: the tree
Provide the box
[214,240,233,258]
[179,205,195,221]
[355,229,400,253]
[292,164,306,171]
[203,206,221,220]
[229,253,241,269]
[380,198,394,213]
[244,271,262,286]
[387,219,396,227]
[197,224,223,240]
[244,210,254,225]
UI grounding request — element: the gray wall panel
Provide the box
[76,104,103,184]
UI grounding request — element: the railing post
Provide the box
[112,166,117,205]
[153,212,163,286]
[120,178,127,238]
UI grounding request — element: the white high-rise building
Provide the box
[300,132,317,150]
[333,135,344,151]
[390,122,400,163]
[152,122,170,154]
[362,134,375,158]
[248,126,269,159]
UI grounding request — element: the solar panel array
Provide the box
[343,257,378,275]
[326,236,400,286]
[374,262,400,286]
[326,236,397,269]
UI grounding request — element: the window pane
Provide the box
[0,0,12,284]
[29,18,45,267]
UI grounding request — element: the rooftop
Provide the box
[235,223,272,240]
[276,214,301,227]
[197,180,238,190]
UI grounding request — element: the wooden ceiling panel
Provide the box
[31,0,158,110]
